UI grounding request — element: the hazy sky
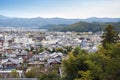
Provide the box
[0,0,120,18]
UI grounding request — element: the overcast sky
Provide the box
[0,0,120,19]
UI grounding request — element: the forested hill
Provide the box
[47,22,120,32]
[0,15,120,29]
[0,15,120,32]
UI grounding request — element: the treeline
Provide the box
[47,22,120,32]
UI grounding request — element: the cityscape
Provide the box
[0,0,120,80]
[0,27,101,77]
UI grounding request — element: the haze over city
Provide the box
[0,0,120,19]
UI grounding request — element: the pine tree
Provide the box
[101,25,119,49]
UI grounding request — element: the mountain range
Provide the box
[0,15,120,29]
[48,21,120,32]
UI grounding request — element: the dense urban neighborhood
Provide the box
[0,24,119,80]
[0,27,102,78]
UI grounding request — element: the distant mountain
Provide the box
[85,17,120,22]
[0,15,120,28]
[0,15,80,28]
[0,15,12,19]
[49,21,120,32]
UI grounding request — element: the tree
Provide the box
[38,72,61,80]
[62,51,88,80]
[38,48,44,53]
[64,46,73,54]
[10,70,19,78]
[55,48,64,53]
[38,64,61,80]
[104,43,120,80]
[25,66,44,78]
[62,42,120,80]
[94,43,120,80]
[75,70,92,80]
[101,25,119,49]
[72,46,87,56]
[25,70,35,78]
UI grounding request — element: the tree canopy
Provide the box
[101,25,119,49]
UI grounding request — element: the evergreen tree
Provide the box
[101,25,119,49]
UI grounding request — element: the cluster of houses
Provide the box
[0,28,103,78]
[42,31,102,53]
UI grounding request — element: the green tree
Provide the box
[101,25,119,49]
[93,43,120,80]
[72,46,86,56]
[55,48,64,53]
[62,51,88,80]
[25,70,36,78]
[75,70,92,80]
[64,46,73,54]
[38,48,44,53]
[63,43,120,80]
[38,72,61,80]
[10,70,19,78]
[104,43,120,80]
